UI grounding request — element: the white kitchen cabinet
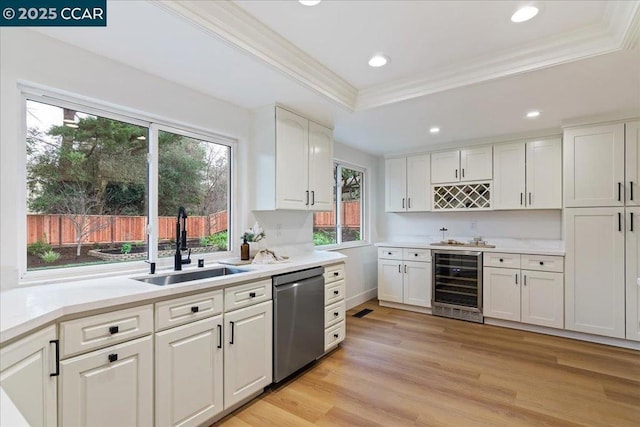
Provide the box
[385,154,430,212]
[484,253,564,329]
[431,146,492,184]
[626,207,640,341]
[378,248,431,308]
[493,139,561,210]
[252,105,333,211]
[625,121,640,206]
[0,325,57,427]
[156,316,224,427]
[565,208,626,338]
[563,123,625,207]
[155,290,225,426]
[59,335,153,427]
[324,263,346,351]
[224,300,272,409]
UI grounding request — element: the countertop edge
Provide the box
[374,241,565,256]
[1,252,346,345]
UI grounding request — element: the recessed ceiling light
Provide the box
[368,54,389,68]
[526,110,541,118]
[430,127,440,134]
[299,0,321,6]
[511,6,539,23]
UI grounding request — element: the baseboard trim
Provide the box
[346,289,378,310]
[379,300,432,315]
[485,318,640,350]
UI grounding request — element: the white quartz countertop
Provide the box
[0,251,346,344]
[376,238,565,256]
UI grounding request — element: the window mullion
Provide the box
[148,124,159,263]
[336,164,343,245]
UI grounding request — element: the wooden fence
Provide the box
[313,201,361,228]
[27,211,228,246]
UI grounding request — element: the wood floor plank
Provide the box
[216,299,640,426]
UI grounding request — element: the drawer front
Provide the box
[403,248,431,262]
[155,290,223,331]
[324,300,345,328]
[325,280,345,305]
[324,263,345,284]
[484,252,521,269]
[378,247,403,260]
[60,304,153,358]
[224,279,272,312]
[324,321,345,351]
[521,254,564,273]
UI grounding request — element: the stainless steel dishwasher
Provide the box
[272,266,325,383]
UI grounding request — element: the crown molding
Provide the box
[155,0,357,111]
[155,0,640,113]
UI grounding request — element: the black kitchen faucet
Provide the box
[174,206,191,270]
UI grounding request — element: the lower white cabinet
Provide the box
[324,263,346,351]
[59,335,153,427]
[378,248,431,308]
[224,300,272,409]
[155,316,224,427]
[0,325,57,427]
[484,253,564,329]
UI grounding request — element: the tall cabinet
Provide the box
[385,154,431,212]
[563,120,640,340]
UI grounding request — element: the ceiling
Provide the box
[34,0,640,155]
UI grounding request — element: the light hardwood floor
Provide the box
[216,299,640,426]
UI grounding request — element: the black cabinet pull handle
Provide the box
[398,264,401,273]
[50,340,60,377]
[520,193,523,205]
[455,169,458,178]
[462,168,465,178]
[618,182,622,201]
[333,290,339,295]
[539,261,544,266]
[631,212,634,232]
[387,252,392,255]
[108,353,118,363]
[334,272,339,276]
[334,312,339,317]
[217,324,222,349]
[311,190,315,206]
[415,253,418,257]
[333,334,339,338]
[229,321,235,344]
[402,198,405,209]
[529,192,532,205]
[191,306,199,313]
[524,275,527,286]
[408,198,411,209]
[619,212,622,231]
[305,190,309,206]
[109,326,119,334]
[404,265,407,273]
[249,292,256,298]
[499,258,503,262]
[631,181,634,201]
[515,274,518,285]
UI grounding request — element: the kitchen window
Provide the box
[313,162,365,247]
[24,97,233,274]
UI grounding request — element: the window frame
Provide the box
[314,160,368,250]
[19,84,237,283]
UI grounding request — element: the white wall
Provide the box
[0,29,252,289]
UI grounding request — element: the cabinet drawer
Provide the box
[325,280,345,305]
[60,305,153,359]
[521,254,564,273]
[224,279,272,312]
[324,263,345,284]
[484,252,521,269]
[324,321,345,351]
[324,300,345,328]
[403,248,431,261]
[378,247,403,260]
[155,290,223,331]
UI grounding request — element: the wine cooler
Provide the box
[432,250,483,323]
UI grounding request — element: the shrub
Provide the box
[201,231,228,250]
[121,242,132,254]
[27,235,52,256]
[313,230,336,246]
[39,250,61,263]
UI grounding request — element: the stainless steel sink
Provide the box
[136,267,248,286]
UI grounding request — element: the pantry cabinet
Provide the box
[493,139,561,209]
[625,121,640,207]
[378,248,431,308]
[565,208,626,338]
[0,325,57,427]
[483,253,564,329]
[252,105,333,211]
[385,154,431,212]
[626,206,640,341]
[431,146,492,184]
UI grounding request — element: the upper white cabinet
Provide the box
[0,325,57,427]
[431,146,492,184]
[625,121,640,206]
[385,154,431,212]
[563,123,625,207]
[493,138,561,210]
[252,106,333,211]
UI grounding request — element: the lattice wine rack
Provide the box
[433,182,492,210]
